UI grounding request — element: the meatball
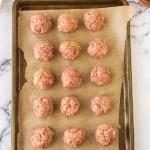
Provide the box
[90,66,111,86]
[59,41,81,61]
[61,69,82,88]
[33,96,54,118]
[31,14,52,34]
[57,13,78,33]
[95,124,116,146]
[91,96,112,116]
[87,38,108,58]
[33,40,54,61]
[84,10,105,31]
[31,127,54,148]
[63,128,86,147]
[60,96,80,116]
[33,68,54,90]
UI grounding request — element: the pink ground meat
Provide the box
[33,40,54,61]
[60,96,80,116]
[31,127,54,148]
[90,66,111,86]
[87,38,108,58]
[95,124,116,146]
[59,41,81,61]
[57,13,78,33]
[31,14,52,34]
[63,128,86,147]
[33,68,54,90]
[84,10,105,31]
[91,96,112,116]
[61,69,82,88]
[33,96,54,118]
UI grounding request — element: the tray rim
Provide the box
[12,0,134,150]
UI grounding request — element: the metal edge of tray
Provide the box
[12,0,134,150]
[124,22,134,150]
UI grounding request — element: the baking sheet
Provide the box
[18,6,134,150]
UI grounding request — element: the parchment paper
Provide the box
[18,6,134,150]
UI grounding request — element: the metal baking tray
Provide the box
[12,0,134,150]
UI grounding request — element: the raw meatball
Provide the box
[95,124,116,146]
[87,38,108,58]
[90,66,111,86]
[61,69,82,88]
[84,10,105,31]
[60,96,80,116]
[31,127,54,148]
[57,13,78,33]
[33,40,54,61]
[91,96,112,115]
[63,128,86,147]
[33,68,54,90]
[59,41,81,61]
[33,96,54,118]
[31,14,52,34]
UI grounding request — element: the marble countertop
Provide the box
[0,0,150,149]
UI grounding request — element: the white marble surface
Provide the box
[0,0,150,149]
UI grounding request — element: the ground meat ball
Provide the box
[63,128,86,147]
[59,41,81,61]
[31,14,52,34]
[33,96,54,118]
[90,66,111,86]
[95,124,116,146]
[84,10,105,31]
[31,127,54,148]
[61,70,82,88]
[33,68,54,90]
[33,40,54,61]
[87,38,108,58]
[91,96,112,116]
[57,13,78,33]
[60,96,80,116]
